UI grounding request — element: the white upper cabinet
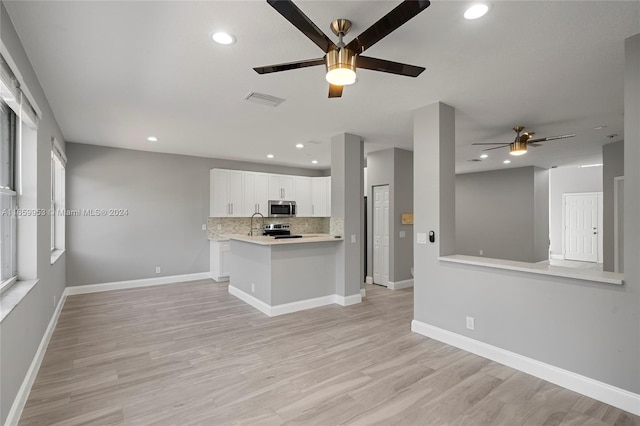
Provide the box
[269,174,295,200]
[326,176,331,217]
[211,169,330,217]
[311,176,331,217]
[210,169,243,217]
[243,172,269,216]
[294,177,312,217]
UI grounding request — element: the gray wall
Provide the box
[455,166,548,263]
[394,149,414,281]
[533,167,550,261]
[414,38,639,399]
[66,142,324,286]
[0,3,68,422]
[548,166,603,259]
[602,140,624,272]
[331,133,363,297]
[365,148,414,283]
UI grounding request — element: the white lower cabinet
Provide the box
[210,240,230,282]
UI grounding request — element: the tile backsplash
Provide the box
[208,217,330,239]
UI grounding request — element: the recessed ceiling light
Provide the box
[464,4,489,20]
[594,125,608,130]
[296,143,304,149]
[480,153,488,159]
[579,163,603,168]
[311,160,318,164]
[503,159,511,164]
[212,32,236,45]
[147,136,158,142]
[266,154,274,159]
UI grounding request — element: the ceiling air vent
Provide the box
[244,92,285,107]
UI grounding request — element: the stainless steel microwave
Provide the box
[268,200,297,217]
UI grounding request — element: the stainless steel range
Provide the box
[263,223,302,239]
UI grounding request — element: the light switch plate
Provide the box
[399,231,406,238]
[416,233,427,244]
[201,224,207,231]
[351,235,357,243]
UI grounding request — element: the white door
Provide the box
[373,185,390,286]
[564,193,599,262]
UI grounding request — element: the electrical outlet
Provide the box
[217,224,222,231]
[251,283,255,293]
[399,231,406,238]
[466,316,475,330]
[155,266,161,274]
[479,250,484,255]
[201,224,207,231]
[351,235,357,243]
[416,233,427,244]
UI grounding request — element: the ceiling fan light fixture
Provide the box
[509,140,527,156]
[326,48,357,86]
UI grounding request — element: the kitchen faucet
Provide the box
[249,212,265,236]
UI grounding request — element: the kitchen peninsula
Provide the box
[227,234,352,316]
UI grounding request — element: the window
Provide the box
[51,139,65,256]
[0,99,17,293]
[0,52,40,293]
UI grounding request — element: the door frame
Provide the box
[561,192,603,263]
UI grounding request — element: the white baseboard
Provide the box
[228,285,272,316]
[550,254,565,260]
[388,279,414,290]
[411,320,640,416]
[65,272,211,296]
[271,295,335,316]
[5,291,67,426]
[365,276,373,284]
[228,285,362,316]
[335,293,362,306]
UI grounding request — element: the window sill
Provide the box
[438,254,624,285]
[0,279,40,323]
[50,249,65,265]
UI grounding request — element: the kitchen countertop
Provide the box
[226,233,343,245]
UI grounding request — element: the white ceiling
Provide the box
[4,1,639,173]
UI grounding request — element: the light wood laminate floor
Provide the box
[19,281,639,425]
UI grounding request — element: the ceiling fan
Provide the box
[472,126,577,156]
[253,0,431,98]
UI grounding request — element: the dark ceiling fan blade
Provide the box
[346,0,431,55]
[356,56,425,77]
[328,84,343,98]
[253,57,325,74]
[267,0,337,53]
[528,133,576,143]
[472,143,511,146]
[482,145,510,151]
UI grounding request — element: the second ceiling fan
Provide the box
[473,126,577,156]
[253,0,431,98]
